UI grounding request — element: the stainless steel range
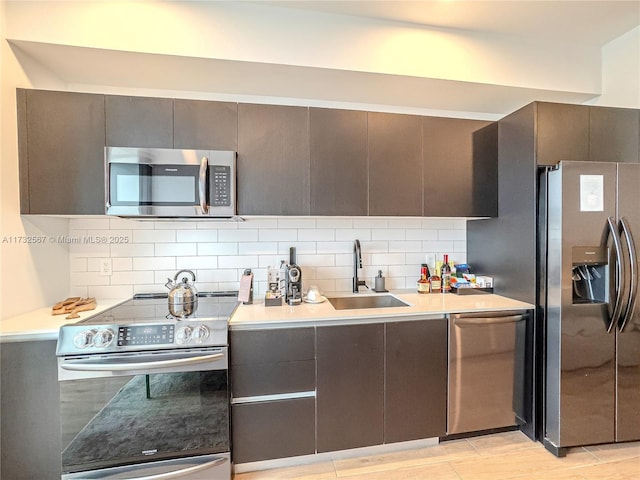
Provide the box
[56,292,238,480]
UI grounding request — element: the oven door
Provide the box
[58,347,230,479]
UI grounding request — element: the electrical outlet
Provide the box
[100,258,112,276]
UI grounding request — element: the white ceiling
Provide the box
[7,1,640,117]
[261,0,640,46]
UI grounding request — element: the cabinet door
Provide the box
[105,95,173,148]
[317,323,384,452]
[1,340,61,480]
[20,90,105,214]
[589,106,640,163]
[230,328,315,397]
[385,319,448,443]
[310,108,368,215]
[423,117,496,217]
[237,104,310,215]
[536,102,589,166]
[232,398,315,463]
[174,99,238,150]
[368,112,423,216]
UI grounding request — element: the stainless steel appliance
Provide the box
[540,161,639,456]
[447,310,530,435]
[56,292,239,479]
[106,147,236,218]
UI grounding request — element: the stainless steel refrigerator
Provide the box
[539,161,639,456]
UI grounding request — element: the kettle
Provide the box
[165,269,198,318]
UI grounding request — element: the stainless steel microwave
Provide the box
[106,147,236,218]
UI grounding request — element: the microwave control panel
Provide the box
[211,165,232,207]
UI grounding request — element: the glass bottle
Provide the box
[417,264,430,294]
[430,268,441,293]
[441,254,452,293]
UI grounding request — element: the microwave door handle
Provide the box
[199,156,209,215]
[619,217,637,333]
[607,217,625,333]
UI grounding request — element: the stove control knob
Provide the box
[93,329,115,348]
[73,329,96,349]
[191,325,210,343]
[176,326,192,344]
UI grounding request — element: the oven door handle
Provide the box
[93,456,228,480]
[60,353,225,372]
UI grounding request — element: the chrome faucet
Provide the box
[353,239,368,293]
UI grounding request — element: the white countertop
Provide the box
[229,291,534,330]
[1,291,534,340]
[0,298,128,343]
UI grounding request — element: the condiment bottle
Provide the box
[441,254,452,293]
[430,269,441,293]
[417,264,430,294]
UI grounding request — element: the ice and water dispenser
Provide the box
[571,246,608,304]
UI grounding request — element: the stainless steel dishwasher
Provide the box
[447,310,529,435]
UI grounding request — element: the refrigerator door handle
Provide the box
[607,217,625,333]
[619,217,637,333]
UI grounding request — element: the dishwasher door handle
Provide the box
[452,314,527,327]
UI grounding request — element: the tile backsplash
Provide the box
[69,217,467,299]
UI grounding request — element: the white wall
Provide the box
[68,217,466,299]
[591,26,640,108]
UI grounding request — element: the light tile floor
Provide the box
[233,431,640,479]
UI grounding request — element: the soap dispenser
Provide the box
[374,270,387,292]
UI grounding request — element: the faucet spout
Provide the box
[353,239,368,293]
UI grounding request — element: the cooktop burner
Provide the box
[56,292,239,356]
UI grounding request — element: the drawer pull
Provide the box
[231,391,316,405]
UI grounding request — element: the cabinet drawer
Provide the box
[230,328,316,397]
[232,398,315,463]
[232,360,315,397]
[230,328,314,365]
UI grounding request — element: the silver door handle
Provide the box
[60,353,224,372]
[199,156,209,214]
[607,217,625,333]
[102,457,227,480]
[619,217,637,333]
[454,314,526,327]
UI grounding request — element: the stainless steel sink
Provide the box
[327,294,410,310]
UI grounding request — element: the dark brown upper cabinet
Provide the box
[237,104,310,215]
[589,106,640,163]
[423,117,496,217]
[17,89,106,214]
[173,99,238,150]
[310,108,368,216]
[105,95,173,148]
[368,112,423,216]
[536,102,590,166]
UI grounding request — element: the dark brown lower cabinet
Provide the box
[1,340,61,480]
[231,398,315,463]
[316,323,385,452]
[230,328,316,463]
[231,319,448,462]
[385,319,448,443]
